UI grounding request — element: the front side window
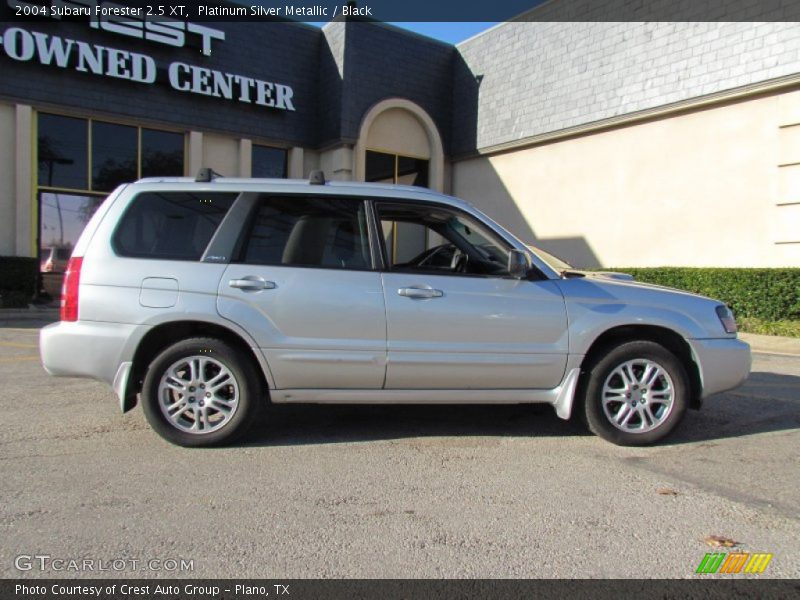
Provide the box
[240,197,371,271]
[113,192,237,260]
[377,203,512,277]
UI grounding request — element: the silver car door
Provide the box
[217,195,387,389]
[377,202,568,390]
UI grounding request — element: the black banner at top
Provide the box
[2,0,800,22]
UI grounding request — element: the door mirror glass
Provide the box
[507,249,530,279]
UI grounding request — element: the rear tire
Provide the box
[141,337,263,447]
[580,340,688,446]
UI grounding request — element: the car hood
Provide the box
[573,270,635,282]
[563,269,712,300]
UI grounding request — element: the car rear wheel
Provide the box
[141,337,263,447]
[581,340,688,446]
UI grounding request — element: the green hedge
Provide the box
[0,257,38,308]
[607,268,800,322]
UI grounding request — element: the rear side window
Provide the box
[113,192,237,260]
[239,196,371,270]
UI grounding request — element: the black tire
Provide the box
[580,340,689,446]
[141,337,263,447]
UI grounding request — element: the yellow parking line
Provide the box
[0,355,39,363]
[0,342,39,349]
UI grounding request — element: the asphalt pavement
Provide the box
[0,321,798,579]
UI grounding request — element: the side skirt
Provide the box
[270,367,582,420]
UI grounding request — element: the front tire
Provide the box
[580,341,689,446]
[141,337,263,447]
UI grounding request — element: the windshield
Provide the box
[526,244,573,271]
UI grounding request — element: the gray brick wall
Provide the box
[336,22,455,151]
[318,22,346,146]
[454,21,800,153]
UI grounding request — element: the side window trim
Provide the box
[370,200,508,280]
[233,194,377,272]
[201,192,258,264]
[364,199,385,271]
[366,199,390,271]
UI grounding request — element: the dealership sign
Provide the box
[0,1,296,111]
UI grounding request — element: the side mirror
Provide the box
[507,249,530,279]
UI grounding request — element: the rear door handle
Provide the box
[229,277,276,291]
[398,286,443,299]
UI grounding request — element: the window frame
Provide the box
[110,191,240,261]
[369,198,545,281]
[36,111,186,196]
[231,194,377,273]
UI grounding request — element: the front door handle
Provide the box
[229,276,276,291]
[398,286,444,299]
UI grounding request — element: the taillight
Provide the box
[60,257,83,322]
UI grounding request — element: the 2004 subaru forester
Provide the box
[40,170,751,447]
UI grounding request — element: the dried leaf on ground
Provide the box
[704,535,738,548]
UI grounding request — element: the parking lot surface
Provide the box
[1,322,799,578]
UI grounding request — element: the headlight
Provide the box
[715,305,737,334]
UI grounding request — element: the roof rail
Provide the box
[309,170,326,185]
[196,167,222,183]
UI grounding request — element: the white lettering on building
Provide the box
[6,1,226,55]
[0,27,295,110]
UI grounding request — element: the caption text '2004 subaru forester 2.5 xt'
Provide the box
[40,170,751,447]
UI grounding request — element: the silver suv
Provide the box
[40,171,751,447]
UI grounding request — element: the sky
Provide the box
[385,22,498,44]
[304,22,498,44]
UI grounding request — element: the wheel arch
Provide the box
[123,320,272,413]
[579,324,702,410]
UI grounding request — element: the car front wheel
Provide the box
[141,337,262,447]
[581,340,689,446]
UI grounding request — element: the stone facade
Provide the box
[454,21,800,153]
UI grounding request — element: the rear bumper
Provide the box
[40,320,138,387]
[688,337,751,399]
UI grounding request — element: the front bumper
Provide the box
[688,337,751,399]
[40,320,138,387]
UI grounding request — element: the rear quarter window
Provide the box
[112,192,237,260]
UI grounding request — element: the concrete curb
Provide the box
[0,307,59,325]
[738,332,800,357]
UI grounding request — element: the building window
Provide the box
[365,150,430,262]
[252,144,287,178]
[141,129,184,178]
[37,113,185,195]
[36,112,185,296]
[38,113,89,190]
[91,121,138,192]
[39,192,104,271]
[365,150,429,187]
